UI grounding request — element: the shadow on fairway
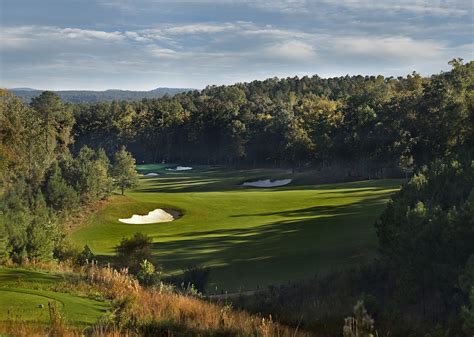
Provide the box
[231,194,390,218]
[132,197,387,291]
[136,168,402,194]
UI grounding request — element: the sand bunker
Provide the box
[242,179,292,188]
[145,172,159,176]
[119,209,175,224]
[167,166,193,171]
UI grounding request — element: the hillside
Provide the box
[10,87,193,103]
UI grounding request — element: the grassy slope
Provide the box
[70,165,401,292]
[0,268,110,326]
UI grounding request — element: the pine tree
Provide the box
[112,146,138,195]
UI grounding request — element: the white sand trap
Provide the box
[166,166,193,171]
[145,172,159,176]
[242,179,292,188]
[119,209,174,224]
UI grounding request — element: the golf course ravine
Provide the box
[70,165,402,293]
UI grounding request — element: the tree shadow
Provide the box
[136,198,387,292]
[136,172,401,194]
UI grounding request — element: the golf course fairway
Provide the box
[70,165,402,292]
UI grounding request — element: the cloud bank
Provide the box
[1,0,472,90]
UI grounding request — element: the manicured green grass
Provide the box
[70,165,402,292]
[0,268,110,327]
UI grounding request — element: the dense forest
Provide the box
[70,59,473,179]
[0,59,473,336]
[0,90,138,263]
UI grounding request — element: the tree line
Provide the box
[71,59,472,177]
[0,90,138,264]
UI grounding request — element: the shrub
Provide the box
[136,259,161,286]
[76,245,95,265]
[53,239,81,263]
[116,233,152,274]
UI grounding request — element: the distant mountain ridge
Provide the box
[9,87,193,103]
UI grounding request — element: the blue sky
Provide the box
[1,0,473,90]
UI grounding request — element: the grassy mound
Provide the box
[70,165,402,292]
[0,268,110,327]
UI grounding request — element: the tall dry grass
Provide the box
[80,262,312,336]
[1,262,313,336]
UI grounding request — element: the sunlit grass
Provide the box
[0,268,110,327]
[70,165,402,292]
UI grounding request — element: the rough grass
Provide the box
[0,267,111,327]
[0,263,312,337]
[70,165,402,292]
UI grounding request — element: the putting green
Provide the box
[70,165,402,292]
[0,268,110,326]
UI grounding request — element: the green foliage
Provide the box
[44,162,79,213]
[116,233,152,273]
[25,195,57,263]
[76,245,95,266]
[0,89,30,180]
[112,146,138,195]
[53,239,81,263]
[376,155,474,330]
[137,259,161,286]
[0,222,8,264]
[0,91,118,266]
[65,146,113,203]
[69,60,472,173]
[2,189,58,263]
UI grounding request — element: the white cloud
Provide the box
[330,36,443,60]
[165,23,238,34]
[247,0,309,13]
[323,0,471,16]
[1,21,472,90]
[264,40,316,60]
[59,28,124,41]
[146,45,178,58]
[1,26,125,50]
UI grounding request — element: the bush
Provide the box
[44,162,79,214]
[53,239,81,263]
[136,259,161,286]
[76,245,95,265]
[116,233,152,274]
